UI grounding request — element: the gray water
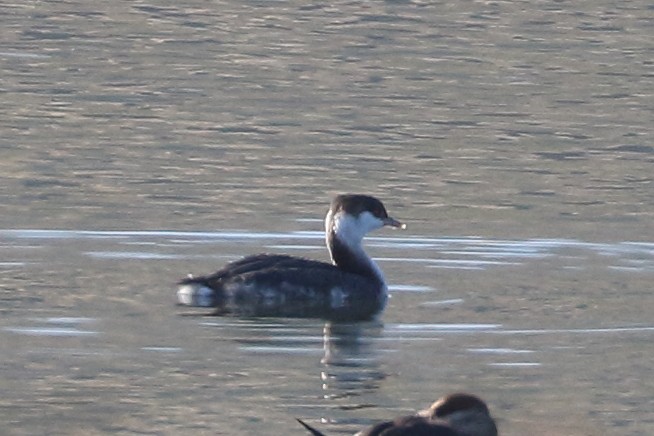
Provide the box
[1,1,653,435]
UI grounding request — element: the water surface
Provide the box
[1,230,653,435]
[1,0,653,435]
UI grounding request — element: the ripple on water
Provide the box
[388,323,502,333]
[487,362,542,367]
[419,299,465,307]
[4,327,99,337]
[388,285,434,292]
[84,251,185,260]
[387,324,654,336]
[4,317,99,337]
[2,230,652,273]
[141,347,184,353]
[467,348,535,354]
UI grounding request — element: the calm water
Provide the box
[1,1,653,435]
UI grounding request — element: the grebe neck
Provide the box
[325,210,386,284]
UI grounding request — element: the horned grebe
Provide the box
[297,393,498,436]
[176,194,405,321]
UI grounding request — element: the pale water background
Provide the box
[1,1,653,435]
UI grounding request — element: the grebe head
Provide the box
[420,393,497,436]
[325,194,405,246]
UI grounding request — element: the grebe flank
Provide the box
[297,393,497,436]
[176,194,405,321]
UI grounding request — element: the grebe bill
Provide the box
[177,194,404,321]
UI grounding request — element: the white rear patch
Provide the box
[177,284,214,307]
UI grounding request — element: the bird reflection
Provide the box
[319,321,386,400]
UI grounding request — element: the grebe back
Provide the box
[177,194,404,321]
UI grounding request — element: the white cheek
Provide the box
[331,210,384,246]
[358,211,384,232]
